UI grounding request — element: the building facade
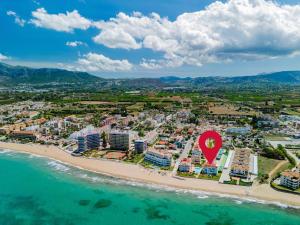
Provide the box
[229,148,250,178]
[280,171,300,190]
[10,131,37,141]
[178,158,192,172]
[77,132,100,153]
[109,131,130,151]
[134,140,147,154]
[144,149,172,167]
[202,163,218,175]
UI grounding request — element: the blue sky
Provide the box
[1,0,300,78]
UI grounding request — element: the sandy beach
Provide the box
[0,141,299,207]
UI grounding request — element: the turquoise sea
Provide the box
[0,149,300,225]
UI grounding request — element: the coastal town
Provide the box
[0,96,299,196]
[2,0,300,223]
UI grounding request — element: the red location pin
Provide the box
[198,130,222,164]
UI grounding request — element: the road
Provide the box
[219,150,235,183]
[172,138,193,176]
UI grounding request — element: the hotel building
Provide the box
[144,149,172,167]
[109,131,130,151]
[77,132,100,153]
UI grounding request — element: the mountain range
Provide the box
[0,62,300,89]
[0,62,101,85]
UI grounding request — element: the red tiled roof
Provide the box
[202,162,217,168]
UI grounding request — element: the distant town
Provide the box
[0,89,299,194]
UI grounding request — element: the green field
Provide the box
[258,156,282,176]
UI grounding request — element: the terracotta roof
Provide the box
[12,130,35,135]
[282,171,300,179]
[202,162,217,168]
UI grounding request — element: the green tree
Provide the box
[138,129,145,137]
[101,132,107,148]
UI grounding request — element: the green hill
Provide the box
[0,63,102,85]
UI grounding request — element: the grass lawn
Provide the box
[276,161,293,172]
[140,160,154,169]
[197,173,221,181]
[124,154,144,164]
[177,172,196,178]
[264,135,288,141]
[272,183,300,194]
[82,149,105,158]
[258,156,282,177]
[140,159,171,170]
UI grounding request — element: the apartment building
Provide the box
[77,132,101,153]
[202,163,218,175]
[178,158,192,172]
[230,148,250,178]
[134,140,147,154]
[280,171,300,190]
[144,149,172,167]
[10,130,37,141]
[109,131,130,151]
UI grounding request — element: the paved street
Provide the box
[172,138,193,176]
[219,150,235,183]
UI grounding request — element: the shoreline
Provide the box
[1,141,300,207]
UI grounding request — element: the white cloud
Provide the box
[30,8,92,32]
[66,41,87,47]
[93,0,300,69]
[62,53,133,72]
[0,53,9,61]
[93,26,141,49]
[7,11,26,27]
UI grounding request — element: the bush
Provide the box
[173,153,180,159]
[261,145,286,160]
[259,173,269,184]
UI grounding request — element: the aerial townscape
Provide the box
[1,0,300,224]
[0,71,300,206]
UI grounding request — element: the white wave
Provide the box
[0,149,13,154]
[197,195,209,199]
[28,154,43,159]
[47,161,70,172]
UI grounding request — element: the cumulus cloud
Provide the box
[93,0,300,68]
[66,41,87,47]
[7,11,26,27]
[0,53,9,61]
[62,53,133,72]
[30,8,92,32]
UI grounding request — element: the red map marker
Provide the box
[198,130,222,164]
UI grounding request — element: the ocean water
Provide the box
[0,149,300,225]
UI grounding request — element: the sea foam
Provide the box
[47,161,70,172]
